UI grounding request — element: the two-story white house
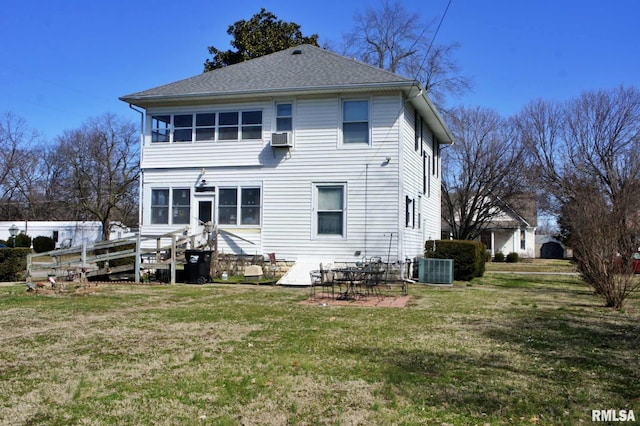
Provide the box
[120,44,453,271]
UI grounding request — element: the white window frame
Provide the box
[217,185,262,227]
[148,110,263,143]
[150,188,170,224]
[340,98,370,147]
[275,101,294,132]
[149,187,191,225]
[313,182,347,239]
[171,188,191,225]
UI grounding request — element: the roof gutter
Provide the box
[120,81,417,106]
[403,83,454,145]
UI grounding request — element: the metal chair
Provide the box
[309,263,334,299]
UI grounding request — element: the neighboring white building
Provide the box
[120,45,453,267]
[479,196,538,259]
[441,194,538,259]
[0,221,132,248]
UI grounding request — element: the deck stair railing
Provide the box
[26,227,194,285]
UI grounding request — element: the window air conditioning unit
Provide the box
[271,132,293,148]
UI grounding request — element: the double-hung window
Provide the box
[173,115,193,143]
[195,113,216,141]
[172,189,191,224]
[219,112,239,141]
[151,189,169,224]
[315,184,346,237]
[218,188,238,224]
[276,103,293,132]
[242,111,263,139]
[342,100,369,144]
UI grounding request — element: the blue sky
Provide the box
[1,0,639,141]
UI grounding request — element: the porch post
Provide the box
[170,234,177,285]
[490,231,495,257]
[134,232,141,283]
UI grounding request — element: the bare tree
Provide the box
[0,113,41,220]
[441,106,526,240]
[517,86,640,308]
[343,0,470,107]
[55,114,139,240]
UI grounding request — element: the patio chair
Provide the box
[363,259,385,301]
[267,252,280,279]
[309,263,335,300]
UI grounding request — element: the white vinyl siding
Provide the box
[140,94,435,262]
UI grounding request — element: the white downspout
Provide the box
[129,104,145,229]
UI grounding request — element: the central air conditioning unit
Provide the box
[270,132,293,148]
[419,258,454,285]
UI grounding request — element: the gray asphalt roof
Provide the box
[120,44,416,104]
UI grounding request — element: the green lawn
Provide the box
[0,268,638,425]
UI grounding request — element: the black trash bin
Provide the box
[184,250,213,284]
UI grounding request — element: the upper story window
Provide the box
[242,111,263,139]
[173,115,193,143]
[196,113,216,141]
[276,103,293,132]
[151,116,171,143]
[150,110,262,143]
[219,112,239,140]
[342,100,369,144]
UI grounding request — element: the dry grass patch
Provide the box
[485,258,578,273]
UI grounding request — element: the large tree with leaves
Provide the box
[204,8,319,71]
[343,0,470,107]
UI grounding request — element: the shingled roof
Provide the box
[121,45,412,102]
[120,44,453,143]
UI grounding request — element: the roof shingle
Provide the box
[121,44,414,103]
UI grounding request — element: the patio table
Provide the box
[334,266,385,301]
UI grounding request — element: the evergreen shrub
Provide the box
[33,236,56,253]
[506,252,520,263]
[0,248,31,281]
[425,239,486,281]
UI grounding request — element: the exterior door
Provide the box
[197,196,215,226]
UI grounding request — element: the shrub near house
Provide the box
[426,239,485,281]
[0,248,30,281]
